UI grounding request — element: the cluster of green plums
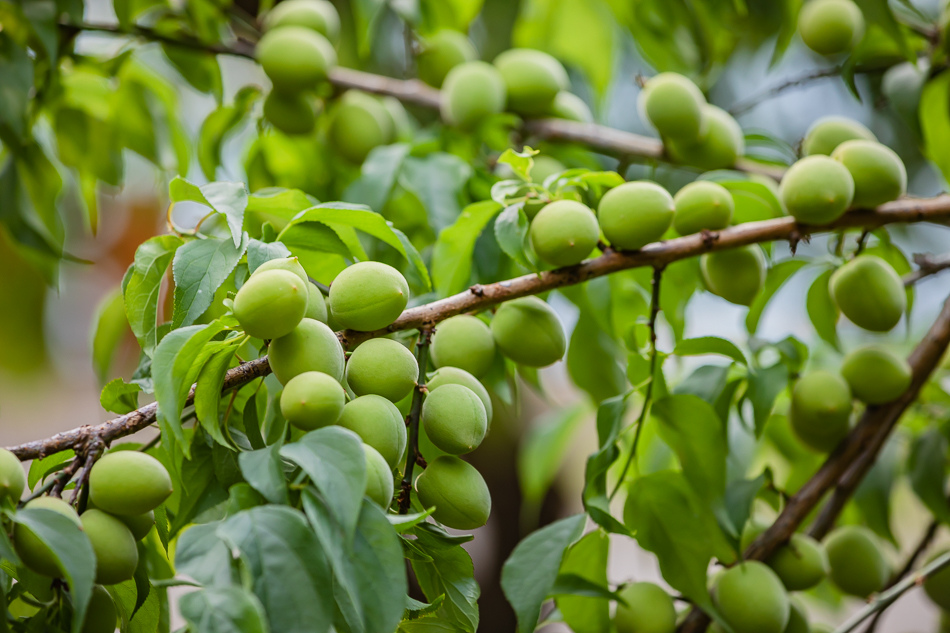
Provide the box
[0,449,172,632]
[232,257,569,529]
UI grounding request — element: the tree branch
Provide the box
[904,252,950,286]
[398,328,433,514]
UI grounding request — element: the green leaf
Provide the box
[582,396,630,534]
[519,404,589,516]
[920,71,950,184]
[180,586,269,633]
[501,514,586,633]
[352,0,387,56]
[388,508,436,532]
[162,44,224,102]
[174,522,235,587]
[27,449,72,490]
[497,148,537,182]
[194,343,240,446]
[746,363,789,437]
[239,445,290,505]
[806,268,839,350]
[673,337,747,365]
[401,153,474,232]
[745,259,808,334]
[494,203,537,272]
[554,531,610,633]
[123,235,183,355]
[909,429,950,524]
[652,395,727,499]
[568,312,628,402]
[410,525,481,632]
[91,288,129,385]
[0,34,33,142]
[344,143,411,211]
[108,575,163,633]
[431,200,503,297]
[100,378,143,415]
[169,177,248,248]
[172,234,248,328]
[247,238,292,274]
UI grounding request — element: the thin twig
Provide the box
[853,228,871,256]
[904,253,950,286]
[49,457,83,499]
[398,328,433,514]
[70,438,104,511]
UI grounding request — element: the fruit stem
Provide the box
[398,327,434,514]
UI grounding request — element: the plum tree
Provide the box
[638,72,707,142]
[328,91,395,163]
[829,255,906,332]
[363,444,395,507]
[430,315,496,378]
[82,585,117,633]
[81,509,139,585]
[268,318,345,384]
[422,384,488,454]
[789,370,853,451]
[338,395,407,468]
[713,561,790,633]
[345,338,419,402]
[14,497,81,577]
[673,181,735,235]
[427,366,493,422]
[597,181,675,250]
[256,26,336,93]
[614,582,676,633]
[490,296,566,367]
[832,140,907,208]
[262,90,317,135]
[840,344,912,404]
[414,456,491,529]
[280,371,346,430]
[802,116,877,156]
[700,245,766,306]
[440,61,507,129]
[88,452,173,516]
[233,269,309,340]
[779,155,855,223]
[493,49,569,115]
[549,91,593,122]
[0,447,25,505]
[328,261,410,332]
[529,199,600,267]
[263,0,340,41]
[765,533,829,591]
[824,525,889,597]
[924,550,950,611]
[799,0,865,56]
[416,30,477,88]
[666,105,744,170]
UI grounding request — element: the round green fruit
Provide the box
[531,155,567,184]
[490,296,566,367]
[638,72,707,142]
[829,255,906,332]
[766,533,829,591]
[493,48,568,116]
[280,371,346,430]
[118,510,155,541]
[256,26,336,94]
[264,0,340,41]
[345,338,418,402]
[328,261,409,332]
[0,447,25,505]
[441,61,507,129]
[427,367,493,423]
[15,497,81,577]
[840,345,911,404]
[268,318,345,385]
[233,269,308,340]
[88,451,173,516]
[923,550,950,611]
[550,91,593,123]
[673,181,735,235]
[328,91,394,163]
[416,30,477,88]
[789,370,853,452]
[614,582,676,633]
[779,155,855,224]
[263,90,317,135]
[799,0,865,56]
[529,200,599,267]
[825,525,889,597]
[831,140,907,208]
[802,116,876,156]
[414,456,491,530]
[714,561,790,633]
[700,245,767,306]
[82,585,117,633]
[422,384,488,455]
[784,599,810,633]
[338,395,407,469]
[305,282,328,323]
[254,256,309,284]
[81,509,138,585]
[430,315,496,378]
[597,181,675,251]
[666,105,744,170]
[363,444,394,508]
[883,62,927,128]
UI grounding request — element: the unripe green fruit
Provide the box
[490,296,566,367]
[280,371,346,430]
[666,105,744,170]
[233,269,308,340]
[119,510,155,541]
[614,582,676,633]
[256,26,336,94]
[779,156,855,224]
[799,0,865,56]
[329,91,394,163]
[784,599,810,633]
[529,200,600,267]
[673,181,735,235]
[597,181,675,250]
[263,90,317,135]
[531,155,567,184]
[363,444,395,508]
[15,497,81,577]
[714,561,790,633]
[766,533,829,591]
[550,91,593,123]
[831,140,907,208]
[255,256,309,285]
[338,395,407,469]
[264,0,340,41]
[81,509,138,585]
[829,255,905,332]
[638,72,707,142]
[700,245,766,306]
[840,345,912,404]
[82,585,118,633]
[88,451,173,516]
[0,447,25,505]
[882,62,927,128]
[345,338,419,402]
[825,525,889,597]
[923,550,950,611]
[422,384,488,455]
[382,96,413,142]
[427,367,493,423]
[268,318,345,384]
[493,48,568,116]
[811,625,834,633]
[431,315,496,378]
[416,30,477,88]
[305,282,328,323]
[789,370,852,452]
[328,261,410,332]
[414,456,491,529]
[802,116,876,156]
[441,61,507,129]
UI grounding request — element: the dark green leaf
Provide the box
[582,396,630,534]
[568,312,627,402]
[401,153,473,231]
[169,177,248,248]
[344,143,411,211]
[123,235,183,355]
[909,429,950,524]
[431,201,502,297]
[747,363,789,437]
[410,525,481,632]
[554,531,611,633]
[100,378,143,415]
[674,337,747,365]
[652,394,727,499]
[179,586,269,633]
[494,203,536,272]
[172,234,248,328]
[239,445,290,505]
[247,239,293,273]
[174,522,235,587]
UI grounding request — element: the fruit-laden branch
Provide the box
[677,291,950,633]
